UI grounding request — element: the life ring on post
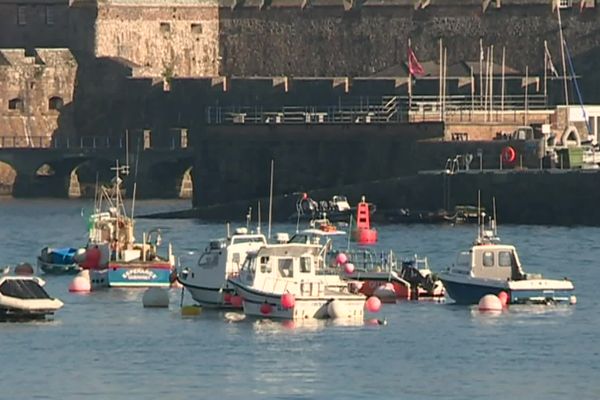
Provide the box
[501,146,517,164]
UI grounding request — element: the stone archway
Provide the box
[0,160,17,196]
[179,166,194,199]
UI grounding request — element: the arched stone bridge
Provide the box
[0,140,195,198]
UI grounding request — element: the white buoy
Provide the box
[373,283,397,303]
[478,294,503,312]
[224,312,245,322]
[142,287,170,308]
[327,299,356,319]
[69,270,91,293]
[569,295,577,305]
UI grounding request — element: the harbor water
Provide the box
[0,198,599,399]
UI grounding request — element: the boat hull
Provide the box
[179,281,239,309]
[107,262,172,288]
[440,274,574,305]
[37,258,81,275]
[229,279,365,320]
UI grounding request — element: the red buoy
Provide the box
[352,196,377,244]
[230,295,243,308]
[365,296,382,313]
[260,302,273,315]
[497,291,509,306]
[281,293,295,309]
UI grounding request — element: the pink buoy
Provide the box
[281,293,295,309]
[336,253,348,266]
[478,294,503,312]
[69,275,91,293]
[230,295,243,308]
[344,263,355,274]
[260,302,272,315]
[497,291,509,306]
[365,296,382,313]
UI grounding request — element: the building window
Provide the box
[8,98,24,111]
[46,6,54,25]
[559,0,573,8]
[17,5,26,25]
[191,23,202,34]
[160,22,170,33]
[48,96,63,111]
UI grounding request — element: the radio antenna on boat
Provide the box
[268,159,274,240]
[257,200,261,234]
[130,137,141,219]
[477,190,482,243]
[246,206,252,230]
[492,196,498,236]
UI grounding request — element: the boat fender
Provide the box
[501,146,516,164]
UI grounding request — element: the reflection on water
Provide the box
[0,200,599,399]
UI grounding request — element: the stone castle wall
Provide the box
[94,3,220,77]
[0,48,77,144]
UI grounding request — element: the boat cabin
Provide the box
[456,244,525,281]
[239,244,325,295]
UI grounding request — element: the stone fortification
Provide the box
[0,48,77,145]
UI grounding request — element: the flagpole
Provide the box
[443,46,447,120]
[490,44,494,121]
[544,40,548,101]
[470,65,475,114]
[525,65,529,126]
[484,46,489,121]
[501,46,505,119]
[439,38,443,120]
[479,38,484,108]
[557,6,569,106]
[408,37,413,114]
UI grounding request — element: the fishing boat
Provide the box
[178,226,267,308]
[227,229,367,320]
[37,246,83,275]
[438,211,575,305]
[0,275,63,321]
[83,162,175,289]
[339,249,445,300]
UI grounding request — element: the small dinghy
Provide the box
[0,275,64,321]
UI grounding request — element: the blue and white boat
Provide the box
[37,246,83,275]
[84,162,175,289]
[439,213,575,305]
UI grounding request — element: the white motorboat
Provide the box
[0,275,64,321]
[438,213,575,305]
[227,229,366,320]
[178,227,268,308]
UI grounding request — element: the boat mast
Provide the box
[268,159,274,240]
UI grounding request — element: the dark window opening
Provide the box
[48,96,63,110]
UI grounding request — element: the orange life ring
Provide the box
[501,146,516,163]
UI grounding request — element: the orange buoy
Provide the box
[501,146,516,164]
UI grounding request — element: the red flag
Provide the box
[408,47,425,77]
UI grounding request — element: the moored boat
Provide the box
[37,246,83,275]
[82,162,176,289]
[178,226,268,308]
[439,212,575,305]
[227,230,367,320]
[0,275,63,321]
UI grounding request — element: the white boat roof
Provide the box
[296,228,346,236]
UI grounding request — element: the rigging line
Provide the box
[563,39,592,135]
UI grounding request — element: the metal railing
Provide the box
[0,135,126,150]
[205,93,549,126]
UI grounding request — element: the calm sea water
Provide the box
[0,198,599,400]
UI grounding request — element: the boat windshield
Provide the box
[230,236,267,245]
